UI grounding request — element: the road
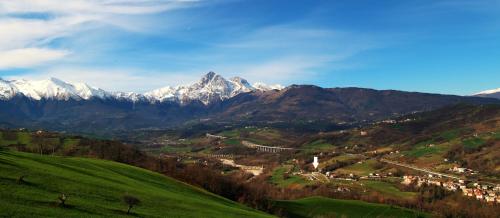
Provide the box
[311,172,330,183]
[300,172,330,183]
[220,159,264,176]
[380,158,461,180]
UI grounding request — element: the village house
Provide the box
[206,133,227,140]
[462,188,474,197]
[450,166,466,173]
[402,175,414,185]
[474,189,484,200]
[494,185,500,192]
[443,181,457,191]
[381,119,396,124]
[404,174,500,204]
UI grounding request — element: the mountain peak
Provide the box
[200,71,217,84]
[48,77,66,84]
[145,72,280,105]
[230,76,249,85]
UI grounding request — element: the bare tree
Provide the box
[16,175,27,184]
[123,194,140,214]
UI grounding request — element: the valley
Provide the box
[2,103,498,217]
[129,104,500,216]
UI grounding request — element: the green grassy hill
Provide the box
[273,197,428,218]
[0,150,273,218]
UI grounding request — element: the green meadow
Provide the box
[0,150,273,218]
[362,180,417,199]
[274,197,428,218]
[270,166,311,188]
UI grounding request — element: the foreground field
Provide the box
[0,150,273,218]
[274,197,428,218]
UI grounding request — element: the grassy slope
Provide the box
[361,181,416,199]
[303,140,333,151]
[0,150,273,218]
[335,159,377,176]
[274,197,427,218]
[270,166,311,188]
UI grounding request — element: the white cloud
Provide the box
[0,48,69,69]
[0,0,199,15]
[0,16,94,50]
[0,0,201,69]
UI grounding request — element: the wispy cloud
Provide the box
[0,0,200,15]
[0,0,201,69]
[0,48,70,69]
[211,25,383,84]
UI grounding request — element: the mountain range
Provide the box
[0,72,498,135]
[0,72,283,105]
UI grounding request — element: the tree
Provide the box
[123,194,140,214]
[16,175,27,184]
[58,193,68,207]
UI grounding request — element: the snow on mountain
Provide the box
[0,72,282,104]
[0,78,17,100]
[475,88,500,95]
[253,82,285,91]
[0,77,110,101]
[474,88,500,99]
[144,86,176,102]
[174,72,242,104]
[113,92,146,102]
[145,72,280,105]
[229,76,256,94]
[73,82,109,100]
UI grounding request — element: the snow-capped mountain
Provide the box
[113,91,146,102]
[253,82,285,91]
[474,88,500,99]
[0,77,109,100]
[144,72,280,104]
[0,72,283,104]
[0,78,16,100]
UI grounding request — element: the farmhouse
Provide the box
[206,133,227,140]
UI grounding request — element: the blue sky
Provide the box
[0,0,499,94]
